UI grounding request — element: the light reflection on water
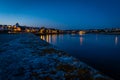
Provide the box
[115,36,118,45]
[40,34,119,46]
[40,34,120,79]
[80,36,83,45]
[40,34,57,44]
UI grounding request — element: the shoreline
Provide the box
[0,33,113,80]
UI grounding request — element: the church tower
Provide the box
[15,23,20,27]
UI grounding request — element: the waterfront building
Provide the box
[79,31,86,35]
[39,27,46,34]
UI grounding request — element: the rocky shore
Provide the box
[0,33,113,80]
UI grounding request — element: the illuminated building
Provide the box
[79,31,86,35]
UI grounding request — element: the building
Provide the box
[15,23,20,27]
[79,30,86,35]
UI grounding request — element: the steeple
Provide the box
[15,23,20,27]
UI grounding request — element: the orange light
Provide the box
[79,31,86,35]
[26,29,30,32]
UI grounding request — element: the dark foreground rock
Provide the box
[0,33,114,80]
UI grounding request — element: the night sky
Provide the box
[0,0,120,29]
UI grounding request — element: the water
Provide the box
[0,33,25,45]
[0,34,16,45]
[40,34,120,79]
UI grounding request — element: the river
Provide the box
[39,33,120,80]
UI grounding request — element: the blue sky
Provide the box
[0,0,120,29]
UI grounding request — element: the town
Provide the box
[0,23,120,35]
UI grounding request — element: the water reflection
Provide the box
[80,36,83,45]
[40,34,119,46]
[78,32,84,45]
[115,36,118,45]
[40,34,120,79]
[40,34,57,44]
[52,34,57,43]
[40,35,45,41]
[96,34,98,41]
